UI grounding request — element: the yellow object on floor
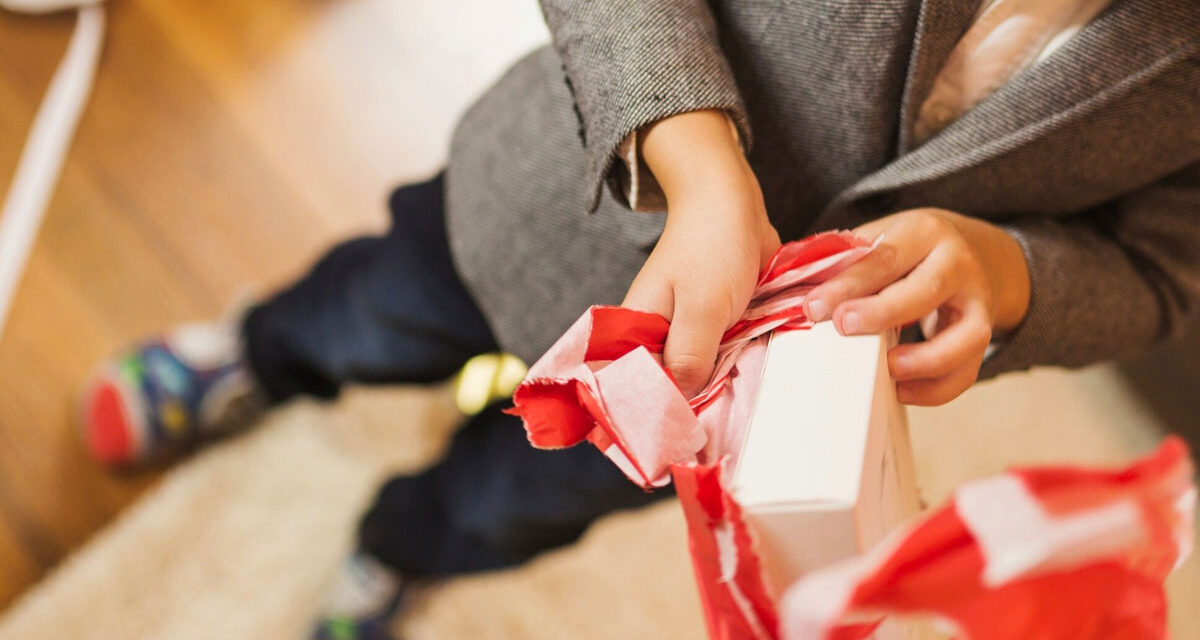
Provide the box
[453,353,528,415]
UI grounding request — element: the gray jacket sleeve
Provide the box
[539,0,750,213]
[980,161,1200,379]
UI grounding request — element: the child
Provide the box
[81,1,1200,637]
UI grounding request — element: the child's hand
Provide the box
[804,209,1031,406]
[622,110,781,399]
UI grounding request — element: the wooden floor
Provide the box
[0,0,545,610]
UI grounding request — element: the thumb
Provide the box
[622,273,674,320]
[664,294,724,399]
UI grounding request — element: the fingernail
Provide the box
[808,298,829,321]
[840,311,861,334]
[893,355,912,376]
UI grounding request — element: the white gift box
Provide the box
[731,322,926,639]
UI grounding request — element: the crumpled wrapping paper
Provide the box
[511,232,873,489]
[780,436,1195,639]
[508,232,1196,639]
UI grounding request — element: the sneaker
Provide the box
[311,552,405,640]
[80,314,267,467]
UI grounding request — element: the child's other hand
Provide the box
[804,209,1030,406]
[622,110,781,399]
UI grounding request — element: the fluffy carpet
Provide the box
[0,385,702,640]
[0,366,1195,639]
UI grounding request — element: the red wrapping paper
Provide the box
[781,437,1195,640]
[508,232,1196,639]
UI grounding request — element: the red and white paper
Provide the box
[780,437,1195,639]
[509,232,1195,640]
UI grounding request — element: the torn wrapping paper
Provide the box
[508,231,1196,639]
[510,231,876,639]
[512,231,874,489]
[781,437,1195,640]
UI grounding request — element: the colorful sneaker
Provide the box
[80,315,268,467]
[311,552,405,640]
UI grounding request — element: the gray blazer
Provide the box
[444,0,1200,380]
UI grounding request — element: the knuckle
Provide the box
[924,271,949,300]
[975,279,995,310]
[913,209,946,234]
[944,240,973,269]
[966,317,993,352]
[872,243,901,273]
[951,242,987,280]
[720,291,745,321]
[824,279,857,303]
[669,353,710,380]
[873,299,902,329]
[962,249,985,276]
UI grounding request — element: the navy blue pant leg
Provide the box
[359,403,669,577]
[240,174,667,576]
[243,173,498,401]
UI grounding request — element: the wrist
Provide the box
[960,218,1030,334]
[935,210,1030,334]
[640,109,747,204]
[988,228,1031,334]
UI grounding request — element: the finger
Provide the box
[888,299,992,381]
[805,232,934,326]
[895,357,983,406]
[832,244,960,335]
[663,293,726,399]
[622,271,675,319]
[851,207,949,242]
[849,216,894,242]
[919,309,943,341]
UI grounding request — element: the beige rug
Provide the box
[0,366,1195,639]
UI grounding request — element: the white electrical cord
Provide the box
[0,2,105,343]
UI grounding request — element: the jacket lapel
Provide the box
[833,0,1200,210]
[896,0,984,155]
